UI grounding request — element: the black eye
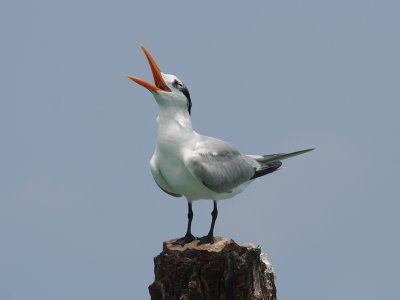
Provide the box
[173,79,183,88]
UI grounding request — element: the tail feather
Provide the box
[249,148,314,180]
[256,148,315,164]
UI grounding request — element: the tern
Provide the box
[128,45,314,245]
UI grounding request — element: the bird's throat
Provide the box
[157,111,195,147]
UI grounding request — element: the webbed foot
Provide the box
[172,234,197,246]
[197,234,215,245]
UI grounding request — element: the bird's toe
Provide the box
[172,234,197,246]
[197,234,215,245]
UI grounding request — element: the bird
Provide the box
[127,45,314,245]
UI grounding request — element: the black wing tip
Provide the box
[251,161,282,179]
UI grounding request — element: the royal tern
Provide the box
[128,45,314,245]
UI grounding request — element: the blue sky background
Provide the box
[1,1,399,299]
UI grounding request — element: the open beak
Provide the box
[127,45,172,93]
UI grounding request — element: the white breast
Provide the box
[153,130,210,200]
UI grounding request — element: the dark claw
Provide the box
[172,234,197,246]
[197,234,215,245]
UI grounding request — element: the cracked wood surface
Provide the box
[149,237,277,300]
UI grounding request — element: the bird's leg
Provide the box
[198,200,218,244]
[173,202,196,246]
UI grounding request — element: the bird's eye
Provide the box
[173,80,183,88]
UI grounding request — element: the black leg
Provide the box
[198,200,218,244]
[186,201,194,236]
[173,202,196,246]
[209,200,218,236]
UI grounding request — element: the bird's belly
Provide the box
[158,157,211,200]
[153,146,210,200]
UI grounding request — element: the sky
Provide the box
[1,0,400,299]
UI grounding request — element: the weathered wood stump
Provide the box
[149,237,277,300]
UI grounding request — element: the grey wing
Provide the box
[184,136,257,193]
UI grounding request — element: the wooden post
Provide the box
[149,237,277,300]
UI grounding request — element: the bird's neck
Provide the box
[156,108,194,143]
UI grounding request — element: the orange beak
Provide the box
[127,45,172,93]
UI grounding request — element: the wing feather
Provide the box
[184,137,256,193]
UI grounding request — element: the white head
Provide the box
[128,45,192,116]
